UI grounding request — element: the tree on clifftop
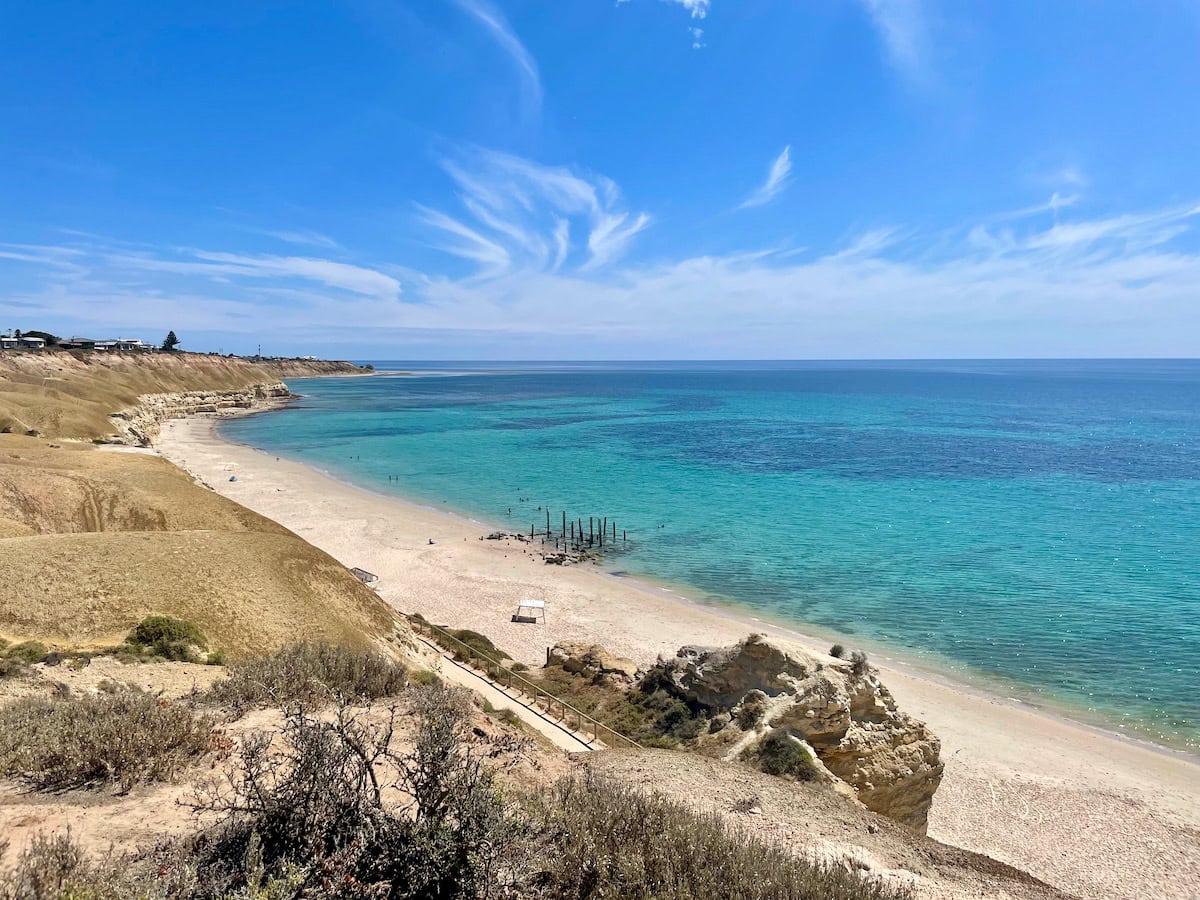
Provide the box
[162,330,181,352]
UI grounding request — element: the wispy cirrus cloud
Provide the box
[419,146,650,275]
[858,0,931,88]
[256,228,340,249]
[5,188,1200,357]
[450,0,542,115]
[993,192,1081,222]
[740,145,793,209]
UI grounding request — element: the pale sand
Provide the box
[157,414,1200,899]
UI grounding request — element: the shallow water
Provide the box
[223,360,1200,750]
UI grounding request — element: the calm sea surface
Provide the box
[223,361,1200,750]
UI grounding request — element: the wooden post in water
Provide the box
[562,510,567,539]
[570,521,575,542]
[612,520,617,542]
[589,517,594,546]
[546,509,551,536]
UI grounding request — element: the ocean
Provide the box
[222,360,1200,751]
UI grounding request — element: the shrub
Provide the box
[569,671,707,747]
[125,615,208,662]
[205,642,408,710]
[0,690,213,792]
[0,832,119,900]
[188,683,519,899]
[535,773,907,899]
[850,650,870,678]
[735,691,766,729]
[409,669,439,687]
[829,643,846,659]
[0,657,28,679]
[449,629,511,663]
[0,694,908,900]
[4,641,48,664]
[745,728,820,781]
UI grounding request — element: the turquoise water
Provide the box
[223,361,1200,750]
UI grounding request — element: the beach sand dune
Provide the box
[158,415,1200,899]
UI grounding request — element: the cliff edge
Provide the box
[0,351,366,441]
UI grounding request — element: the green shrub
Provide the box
[125,615,208,662]
[448,628,510,663]
[745,728,820,781]
[4,641,48,664]
[0,658,28,679]
[534,666,706,749]
[409,669,439,687]
[205,642,408,710]
[0,690,213,792]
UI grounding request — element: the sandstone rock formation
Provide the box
[662,634,943,832]
[110,383,291,445]
[546,641,641,687]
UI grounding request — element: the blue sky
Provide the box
[2,1,1199,358]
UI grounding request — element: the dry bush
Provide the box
[0,690,213,792]
[186,681,519,899]
[0,686,907,900]
[203,642,408,711]
[533,772,908,900]
[850,650,870,678]
[0,832,112,900]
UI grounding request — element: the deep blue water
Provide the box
[223,360,1200,750]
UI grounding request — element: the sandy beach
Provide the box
[157,413,1200,899]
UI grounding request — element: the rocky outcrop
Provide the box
[110,382,291,445]
[546,641,641,687]
[661,634,943,832]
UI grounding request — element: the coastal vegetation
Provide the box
[0,680,910,900]
[204,641,410,710]
[0,688,213,792]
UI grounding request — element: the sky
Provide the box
[2,0,1200,359]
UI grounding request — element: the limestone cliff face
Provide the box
[110,382,291,446]
[0,350,367,441]
[663,635,944,832]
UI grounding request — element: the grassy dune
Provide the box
[0,432,397,660]
[0,351,363,440]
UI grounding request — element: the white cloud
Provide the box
[450,0,542,114]
[670,0,709,18]
[993,192,1081,222]
[7,196,1200,358]
[420,146,651,274]
[258,228,340,249]
[740,145,793,209]
[858,0,930,87]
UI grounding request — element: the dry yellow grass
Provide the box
[0,350,361,440]
[0,433,398,659]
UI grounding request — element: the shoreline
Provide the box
[157,408,1200,899]
[226,402,1196,761]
